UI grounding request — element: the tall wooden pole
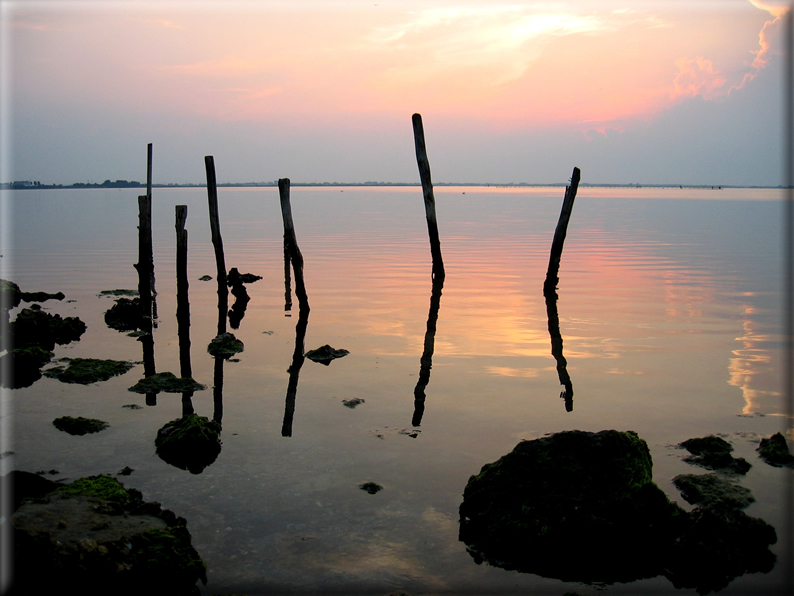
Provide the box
[205,156,228,335]
[146,143,157,303]
[543,167,581,298]
[278,178,309,311]
[175,205,191,379]
[412,113,445,280]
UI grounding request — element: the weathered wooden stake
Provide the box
[412,113,445,280]
[135,194,153,334]
[543,167,581,298]
[278,178,309,311]
[146,143,157,304]
[283,239,293,314]
[175,205,191,380]
[205,156,228,335]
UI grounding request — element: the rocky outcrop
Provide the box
[11,475,206,595]
[459,429,776,592]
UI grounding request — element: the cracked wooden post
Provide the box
[412,113,445,280]
[543,167,581,298]
[278,178,309,311]
[205,156,228,335]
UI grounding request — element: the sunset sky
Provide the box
[1,0,789,185]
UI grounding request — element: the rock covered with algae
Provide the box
[305,344,349,365]
[458,429,776,592]
[757,432,794,468]
[44,357,136,385]
[0,346,53,389]
[8,304,86,351]
[10,474,206,595]
[53,416,109,436]
[127,372,206,394]
[155,414,222,474]
[679,435,751,475]
[207,332,244,359]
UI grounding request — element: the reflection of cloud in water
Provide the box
[485,366,541,378]
[728,305,780,416]
[288,508,454,592]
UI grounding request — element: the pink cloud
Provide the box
[670,56,726,101]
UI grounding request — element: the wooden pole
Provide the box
[543,167,581,298]
[284,238,293,314]
[205,156,228,335]
[135,194,153,334]
[175,205,191,380]
[412,113,445,280]
[278,178,309,311]
[146,143,157,303]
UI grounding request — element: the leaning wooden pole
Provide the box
[135,194,153,335]
[412,113,445,280]
[543,167,581,298]
[278,178,309,311]
[205,156,228,335]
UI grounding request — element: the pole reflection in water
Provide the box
[282,305,309,437]
[412,273,444,427]
[545,290,574,412]
[283,238,293,315]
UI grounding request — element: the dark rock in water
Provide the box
[673,473,755,510]
[44,357,135,384]
[122,404,143,410]
[459,430,683,583]
[305,344,349,365]
[459,429,777,591]
[117,466,134,476]
[680,435,751,474]
[10,305,86,351]
[757,432,794,468]
[665,505,777,594]
[359,482,383,494]
[11,474,207,595]
[98,289,139,297]
[53,416,109,436]
[207,332,244,358]
[342,398,365,408]
[104,297,145,332]
[238,272,262,283]
[19,290,65,303]
[198,274,212,281]
[1,470,61,512]
[0,278,22,311]
[127,372,206,394]
[0,346,53,389]
[156,414,222,474]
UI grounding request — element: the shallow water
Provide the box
[2,186,791,594]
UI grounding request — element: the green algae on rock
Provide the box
[44,357,135,384]
[673,473,755,510]
[11,474,207,595]
[127,372,207,394]
[757,432,794,468]
[458,429,776,591]
[53,416,109,436]
[198,274,212,281]
[680,435,751,474]
[305,344,349,365]
[155,414,222,474]
[0,346,53,389]
[207,332,244,358]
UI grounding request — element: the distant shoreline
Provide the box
[1,181,785,190]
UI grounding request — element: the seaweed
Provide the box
[127,372,206,394]
[44,358,135,384]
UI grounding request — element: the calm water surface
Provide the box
[2,186,791,594]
